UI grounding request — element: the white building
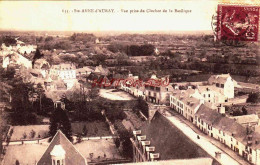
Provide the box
[208,74,237,99]
[50,63,76,80]
[2,53,32,69]
[49,63,77,90]
[170,89,204,123]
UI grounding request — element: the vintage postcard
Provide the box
[0,0,259,165]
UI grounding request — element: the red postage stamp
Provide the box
[217,5,259,42]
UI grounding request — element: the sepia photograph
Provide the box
[0,0,259,165]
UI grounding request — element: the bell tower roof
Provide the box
[50,145,66,157]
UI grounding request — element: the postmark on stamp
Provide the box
[216,5,259,42]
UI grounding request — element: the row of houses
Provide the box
[121,73,260,165]
[168,76,260,165]
[194,105,260,165]
[121,73,236,106]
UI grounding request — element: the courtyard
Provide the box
[99,89,135,101]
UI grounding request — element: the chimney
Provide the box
[137,135,146,141]
[150,153,160,161]
[217,104,225,114]
[133,130,141,140]
[146,146,155,161]
[141,141,151,154]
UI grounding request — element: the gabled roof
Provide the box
[94,65,110,75]
[197,85,224,95]
[233,114,259,125]
[37,130,87,165]
[171,89,201,109]
[195,104,223,125]
[195,105,251,144]
[140,111,211,160]
[208,74,236,85]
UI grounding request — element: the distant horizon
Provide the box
[0,29,213,36]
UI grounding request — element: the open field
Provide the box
[3,138,122,165]
[10,121,111,141]
[71,121,111,136]
[75,138,122,161]
[2,144,48,165]
[11,125,49,141]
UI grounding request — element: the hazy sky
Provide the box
[0,1,218,32]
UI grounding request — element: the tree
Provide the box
[45,36,54,42]
[242,106,248,115]
[93,54,107,65]
[15,160,20,165]
[115,138,120,148]
[133,97,149,117]
[76,134,82,143]
[82,125,88,136]
[32,48,43,67]
[23,132,27,139]
[49,106,73,142]
[247,93,260,103]
[9,79,39,125]
[2,36,16,46]
[86,88,99,101]
[30,129,36,138]
[118,130,133,158]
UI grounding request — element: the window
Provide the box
[208,94,210,97]
[221,84,224,88]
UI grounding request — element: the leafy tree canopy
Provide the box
[49,106,73,141]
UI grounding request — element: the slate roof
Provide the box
[208,74,237,86]
[208,74,229,84]
[37,130,87,165]
[140,111,212,160]
[233,114,259,125]
[195,105,260,149]
[94,65,110,75]
[197,85,224,95]
[171,89,201,109]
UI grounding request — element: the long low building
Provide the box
[195,105,260,165]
